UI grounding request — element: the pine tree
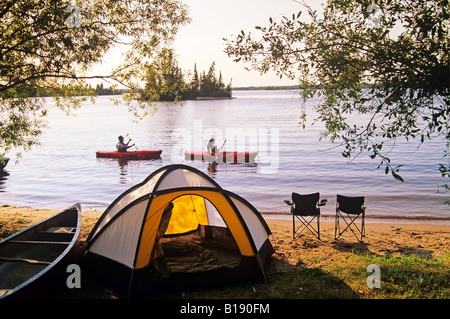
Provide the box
[192,63,199,90]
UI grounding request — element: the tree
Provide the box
[198,62,232,98]
[190,63,200,94]
[143,48,187,102]
[143,61,232,100]
[181,63,200,100]
[224,0,449,184]
[199,62,217,97]
[0,0,190,156]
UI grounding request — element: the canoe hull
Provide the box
[0,158,9,171]
[184,151,258,164]
[0,204,82,299]
[96,150,162,160]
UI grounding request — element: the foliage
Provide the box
[142,48,187,102]
[224,0,449,182]
[197,62,232,99]
[0,0,190,156]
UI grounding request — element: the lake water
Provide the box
[1,90,449,223]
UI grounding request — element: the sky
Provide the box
[173,0,324,87]
[92,1,406,89]
[91,0,325,88]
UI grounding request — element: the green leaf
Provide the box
[392,171,404,182]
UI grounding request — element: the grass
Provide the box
[0,224,18,239]
[177,253,450,299]
[328,254,450,299]
[15,217,27,224]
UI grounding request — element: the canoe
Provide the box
[0,204,81,299]
[0,158,9,171]
[96,150,162,160]
[184,151,258,164]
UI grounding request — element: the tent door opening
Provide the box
[151,195,242,277]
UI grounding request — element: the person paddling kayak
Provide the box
[116,135,135,152]
[206,137,217,157]
[206,137,226,165]
[206,137,218,172]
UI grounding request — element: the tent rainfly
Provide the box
[82,164,274,296]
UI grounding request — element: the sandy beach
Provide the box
[2,205,448,258]
[265,218,450,268]
[1,205,449,299]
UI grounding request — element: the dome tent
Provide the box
[82,164,274,296]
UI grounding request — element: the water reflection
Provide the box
[0,170,9,192]
[194,162,259,178]
[118,159,130,184]
[96,157,163,184]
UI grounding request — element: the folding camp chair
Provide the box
[335,195,366,242]
[284,192,327,240]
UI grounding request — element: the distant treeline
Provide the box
[233,85,300,91]
[17,83,127,97]
[234,83,390,91]
[94,83,128,95]
[17,82,384,100]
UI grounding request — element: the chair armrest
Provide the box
[284,200,293,206]
[319,199,327,206]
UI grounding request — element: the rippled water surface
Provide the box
[1,90,448,222]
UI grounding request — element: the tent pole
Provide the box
[127,269,135,298]
[255,253,267,282]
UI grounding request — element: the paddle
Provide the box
[219,138,227,151]
[126,133,139,151]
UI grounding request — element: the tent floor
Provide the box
[158,226,242,274]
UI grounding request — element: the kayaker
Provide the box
[206,137,218,168]
[206,137,226,168]
[116,135,135,152]
[206,137,217,156]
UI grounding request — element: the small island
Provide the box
[141,50,231,102]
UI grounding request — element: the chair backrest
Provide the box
[336,195,365,215]
[292,192,320,216]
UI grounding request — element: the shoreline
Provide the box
[195,96,233,100]
[1,204,449,241]
[262,212,450,226]
[1,204,449,226]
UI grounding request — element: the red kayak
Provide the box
[184,151,258,164]
[96,150,162,160]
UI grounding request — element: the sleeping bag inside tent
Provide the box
[82,164,274,296]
